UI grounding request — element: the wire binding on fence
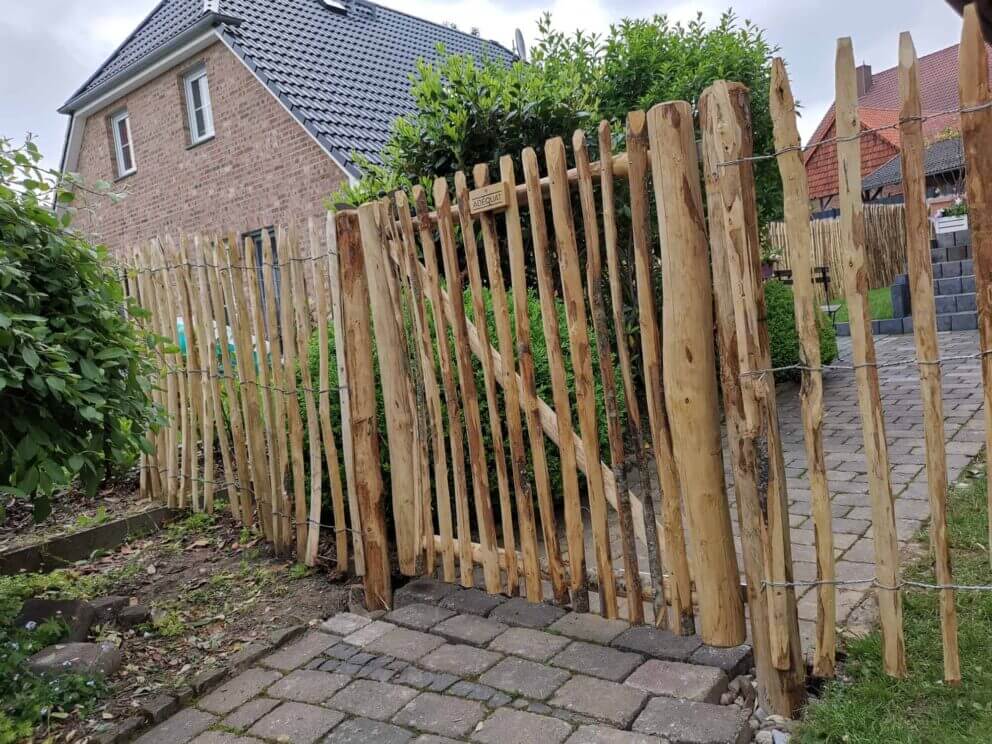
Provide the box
[122,250,339,277]
[739,349,992,379]
[762,577,992,592]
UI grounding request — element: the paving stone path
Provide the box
[136,578,756,744]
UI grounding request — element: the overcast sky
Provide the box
[0,1,964,171]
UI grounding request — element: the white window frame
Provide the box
[110,110,136,177]
[184,65,215,144]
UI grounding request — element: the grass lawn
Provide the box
[833,286,894,324]
[797,457,992,743]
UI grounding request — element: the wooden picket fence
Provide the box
[122,8,992,719]
[767,203,908,296]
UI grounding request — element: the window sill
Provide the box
[187,134,215,150]
[114,170,136,183]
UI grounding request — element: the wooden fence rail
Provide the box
[122,7,991,721]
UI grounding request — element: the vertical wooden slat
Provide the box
[574,131,643,623]
[648,100,745,647]
[291,230,325,566]
[326,213,365,575]
[309,217,349,570]
[156,240,185,508]
[545,137,618,618]
[836,36,907,677]
[396,193,457,582]
[414,187,475,588]
[474,164,545,601]
[143,242,176,507]
[131,249,164,504]
[359,202,421,576]
[432,178,502,593]
[261,230,289,552]
[521,147,588,610]
[900,31,960,684]
[337,210,391,609]
[454,171,519,595]
[178,239,202,512]
[770,60,837,678]
[626,112,694,633]
[500,156,567,604]
[960,4,992,569]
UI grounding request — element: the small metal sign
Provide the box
[468,182,511,215]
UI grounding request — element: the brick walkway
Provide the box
[134,578,755,743]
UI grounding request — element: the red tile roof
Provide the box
[803,41,992,199]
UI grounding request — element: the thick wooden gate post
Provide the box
[646,101,746,647]
[338,210,392,609]
[701,82,806,715]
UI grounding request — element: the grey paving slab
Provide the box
[386,602,456,631]
[247,701,345,743]
[551,641,643,682]
[198,668,282,715]
[420,643,502,676]
[394,577,460,607]
[134,709,215,744]
[324,717,413,743]
[566,725,664,743]
[489,597,568,629]
[189,733,263,744]
[392,692,487,738]
[366,627,446,661]
[221,697,280,730]
[439,587,507,616]
[344,620,397,647]
[471,707,572,744]
[550,613,630,644]
[632,697,748,744]
[394,665,459,692]
[625,660,728,703]
[411,736,462,744]
[479,656,571,700]
[688,644,753,677]
[548,675,648,728]
[327,679,419,720]
[489,627,571,661]
[321,612,372,636]
[432,614,508,646]
[260,631,338,671]
[611,627,702,662]
[266,669,350,703]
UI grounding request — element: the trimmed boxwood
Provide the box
[764,279,839,377]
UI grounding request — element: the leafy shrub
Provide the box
[764,279,838,379]
[0,139,160,519]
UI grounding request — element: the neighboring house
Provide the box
[802,41,992,212]
[59,0,513,255]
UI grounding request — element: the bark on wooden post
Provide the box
[960,4,992,570]
[358,202,420,576]
[900,31,961,684]
[702,86,807,717]
[338,210,392,609]
[769,61,837,678]
[836,37,907,677]
[647,100,745,647]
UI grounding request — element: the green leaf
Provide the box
[22,347,40,369]
[45,376,66,394]
[79,357,101,380]
[68,454,86,471]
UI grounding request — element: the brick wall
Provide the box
[804,121,899,208]
[73,40,349,255]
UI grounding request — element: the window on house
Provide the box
[110,110,135,177]
[184,65,215,144]
[243,228,280,332]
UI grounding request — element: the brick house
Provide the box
[58,0,513,255]
[803,41,992,211]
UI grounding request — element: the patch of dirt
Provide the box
[22,499,355,743]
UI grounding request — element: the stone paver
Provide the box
[367,627,446,661]
[198,668,282,715]
[549,675,648,728]
[395,666,459,692]
[439,588,506,616]
[134,709,216,744]
[394,577,460,607]
[247,701,345,743]
[472,707,572,744]
[189,733,262,744]
[550,612,630,644]
[687,644,753,677]
[489,597,567,628]
[625,660,727,703]
[479,656,570,700]
[611,627,701,662]
[325,716,413,743]
[266,669,350,703]
[321,612,372,636]
[566,725,664,744]
[221,697,280,730]
[344,620,396,647]
[327,679,419,720]
[420,643,502,676]
[386,602,456,631]
[412,736,462,744]
[633,697,748,744]
[260,631,338,671]
[489,627,570,661]
[551,641,643,682]
[433,614,508,646]
[392,692,487,738]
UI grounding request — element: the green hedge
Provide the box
[765,279,839,377]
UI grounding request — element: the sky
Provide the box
[0,0,965,171]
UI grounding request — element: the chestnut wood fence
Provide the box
[122,9,992,719]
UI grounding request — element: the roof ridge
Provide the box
[355,0,514,56]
